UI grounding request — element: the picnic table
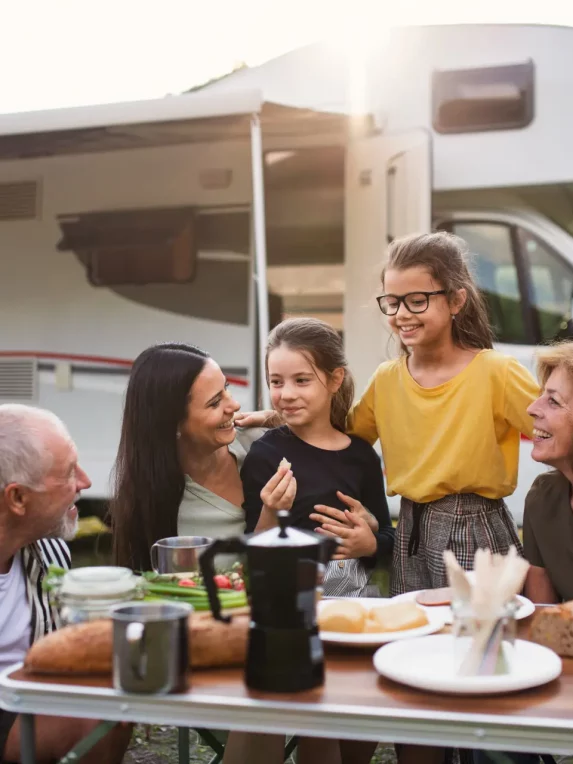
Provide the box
[1,616,573,763]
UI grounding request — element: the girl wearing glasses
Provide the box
[351,231,541,764]
[350,231,539,597]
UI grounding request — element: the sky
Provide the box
[2,0,573,114]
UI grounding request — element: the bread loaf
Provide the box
[528,601,573,657]
[25,619,113,674]
[24,612,249,675]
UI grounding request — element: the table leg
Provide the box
[178,727,190,764]
[19,714,36,764]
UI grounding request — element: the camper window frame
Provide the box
[432,60,535,135]
[437,218,537,345]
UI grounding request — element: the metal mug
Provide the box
[150,536,213,575]
[112,602,191,694]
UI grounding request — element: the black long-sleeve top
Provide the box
[241,426,394,564]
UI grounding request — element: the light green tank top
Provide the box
[177,428,265,540]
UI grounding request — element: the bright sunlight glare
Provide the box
[2,0,573,114]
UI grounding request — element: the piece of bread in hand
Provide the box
[24,612,249,675]
[529,601,573,657]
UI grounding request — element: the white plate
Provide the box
[318,598,447,645]
[392,576,535,624]
[373,634,562,695]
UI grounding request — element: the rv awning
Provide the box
[0,89,370,160]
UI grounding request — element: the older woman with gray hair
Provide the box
[523,341,573,603]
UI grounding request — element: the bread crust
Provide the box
[529,601,573,657]
[24,613,249,675]
[24,619,113,674]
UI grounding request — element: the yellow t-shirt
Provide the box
[348,350,540,503]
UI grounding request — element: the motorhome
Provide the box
[1,24,573,521]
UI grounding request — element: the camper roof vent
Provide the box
[0,359,38,401]
[0,181,40,221]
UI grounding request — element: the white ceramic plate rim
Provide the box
[391,590,535,621]
[318,598,447,645]
[373,635,562,695]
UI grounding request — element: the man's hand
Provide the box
[260,465,297,513]
[315,511,377,559]
[234,410,281,428]
[310,491,379,532]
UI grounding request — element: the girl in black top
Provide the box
[241,317,391,764]
[241,317,394,575]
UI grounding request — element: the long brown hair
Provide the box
[266,317,354,432]
[110,342,210,571]
[381,231,494,352]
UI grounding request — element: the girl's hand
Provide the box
[234,410,281,428]
[310,491,379,533]
[316,512,377,559]
[260,465,297,513]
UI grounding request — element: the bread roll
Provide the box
[365,602,429,632]
[24,612,249,675]
[415,587,452,607]
[529,601,573,657]
[318,600,365,633]
[191,614,248,668]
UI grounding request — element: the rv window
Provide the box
[448,222,529,344]
[516,228,573,342]
[56,207,197,286]
[433,61,534,134]
[90,209,251,326]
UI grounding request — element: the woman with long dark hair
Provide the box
[111,341,264,571]
[110,342,284,764]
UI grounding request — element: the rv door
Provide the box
[344,129,431,394]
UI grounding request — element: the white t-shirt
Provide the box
[0,554,31,673]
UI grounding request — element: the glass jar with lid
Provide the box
[53,567,142,625]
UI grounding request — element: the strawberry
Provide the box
[214,574,232,589]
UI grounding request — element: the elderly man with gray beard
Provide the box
[0,404,131,764]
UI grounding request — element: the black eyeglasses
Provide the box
[376,290,447,316]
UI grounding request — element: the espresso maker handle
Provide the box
[199,538,246,623]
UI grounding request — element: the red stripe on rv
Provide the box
[0,351,249,387]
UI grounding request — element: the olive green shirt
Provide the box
[177,428,266,540]
[523,469,573,602]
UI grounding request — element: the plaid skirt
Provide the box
[390,494,523,596]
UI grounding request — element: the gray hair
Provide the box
[0,404,71,491]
